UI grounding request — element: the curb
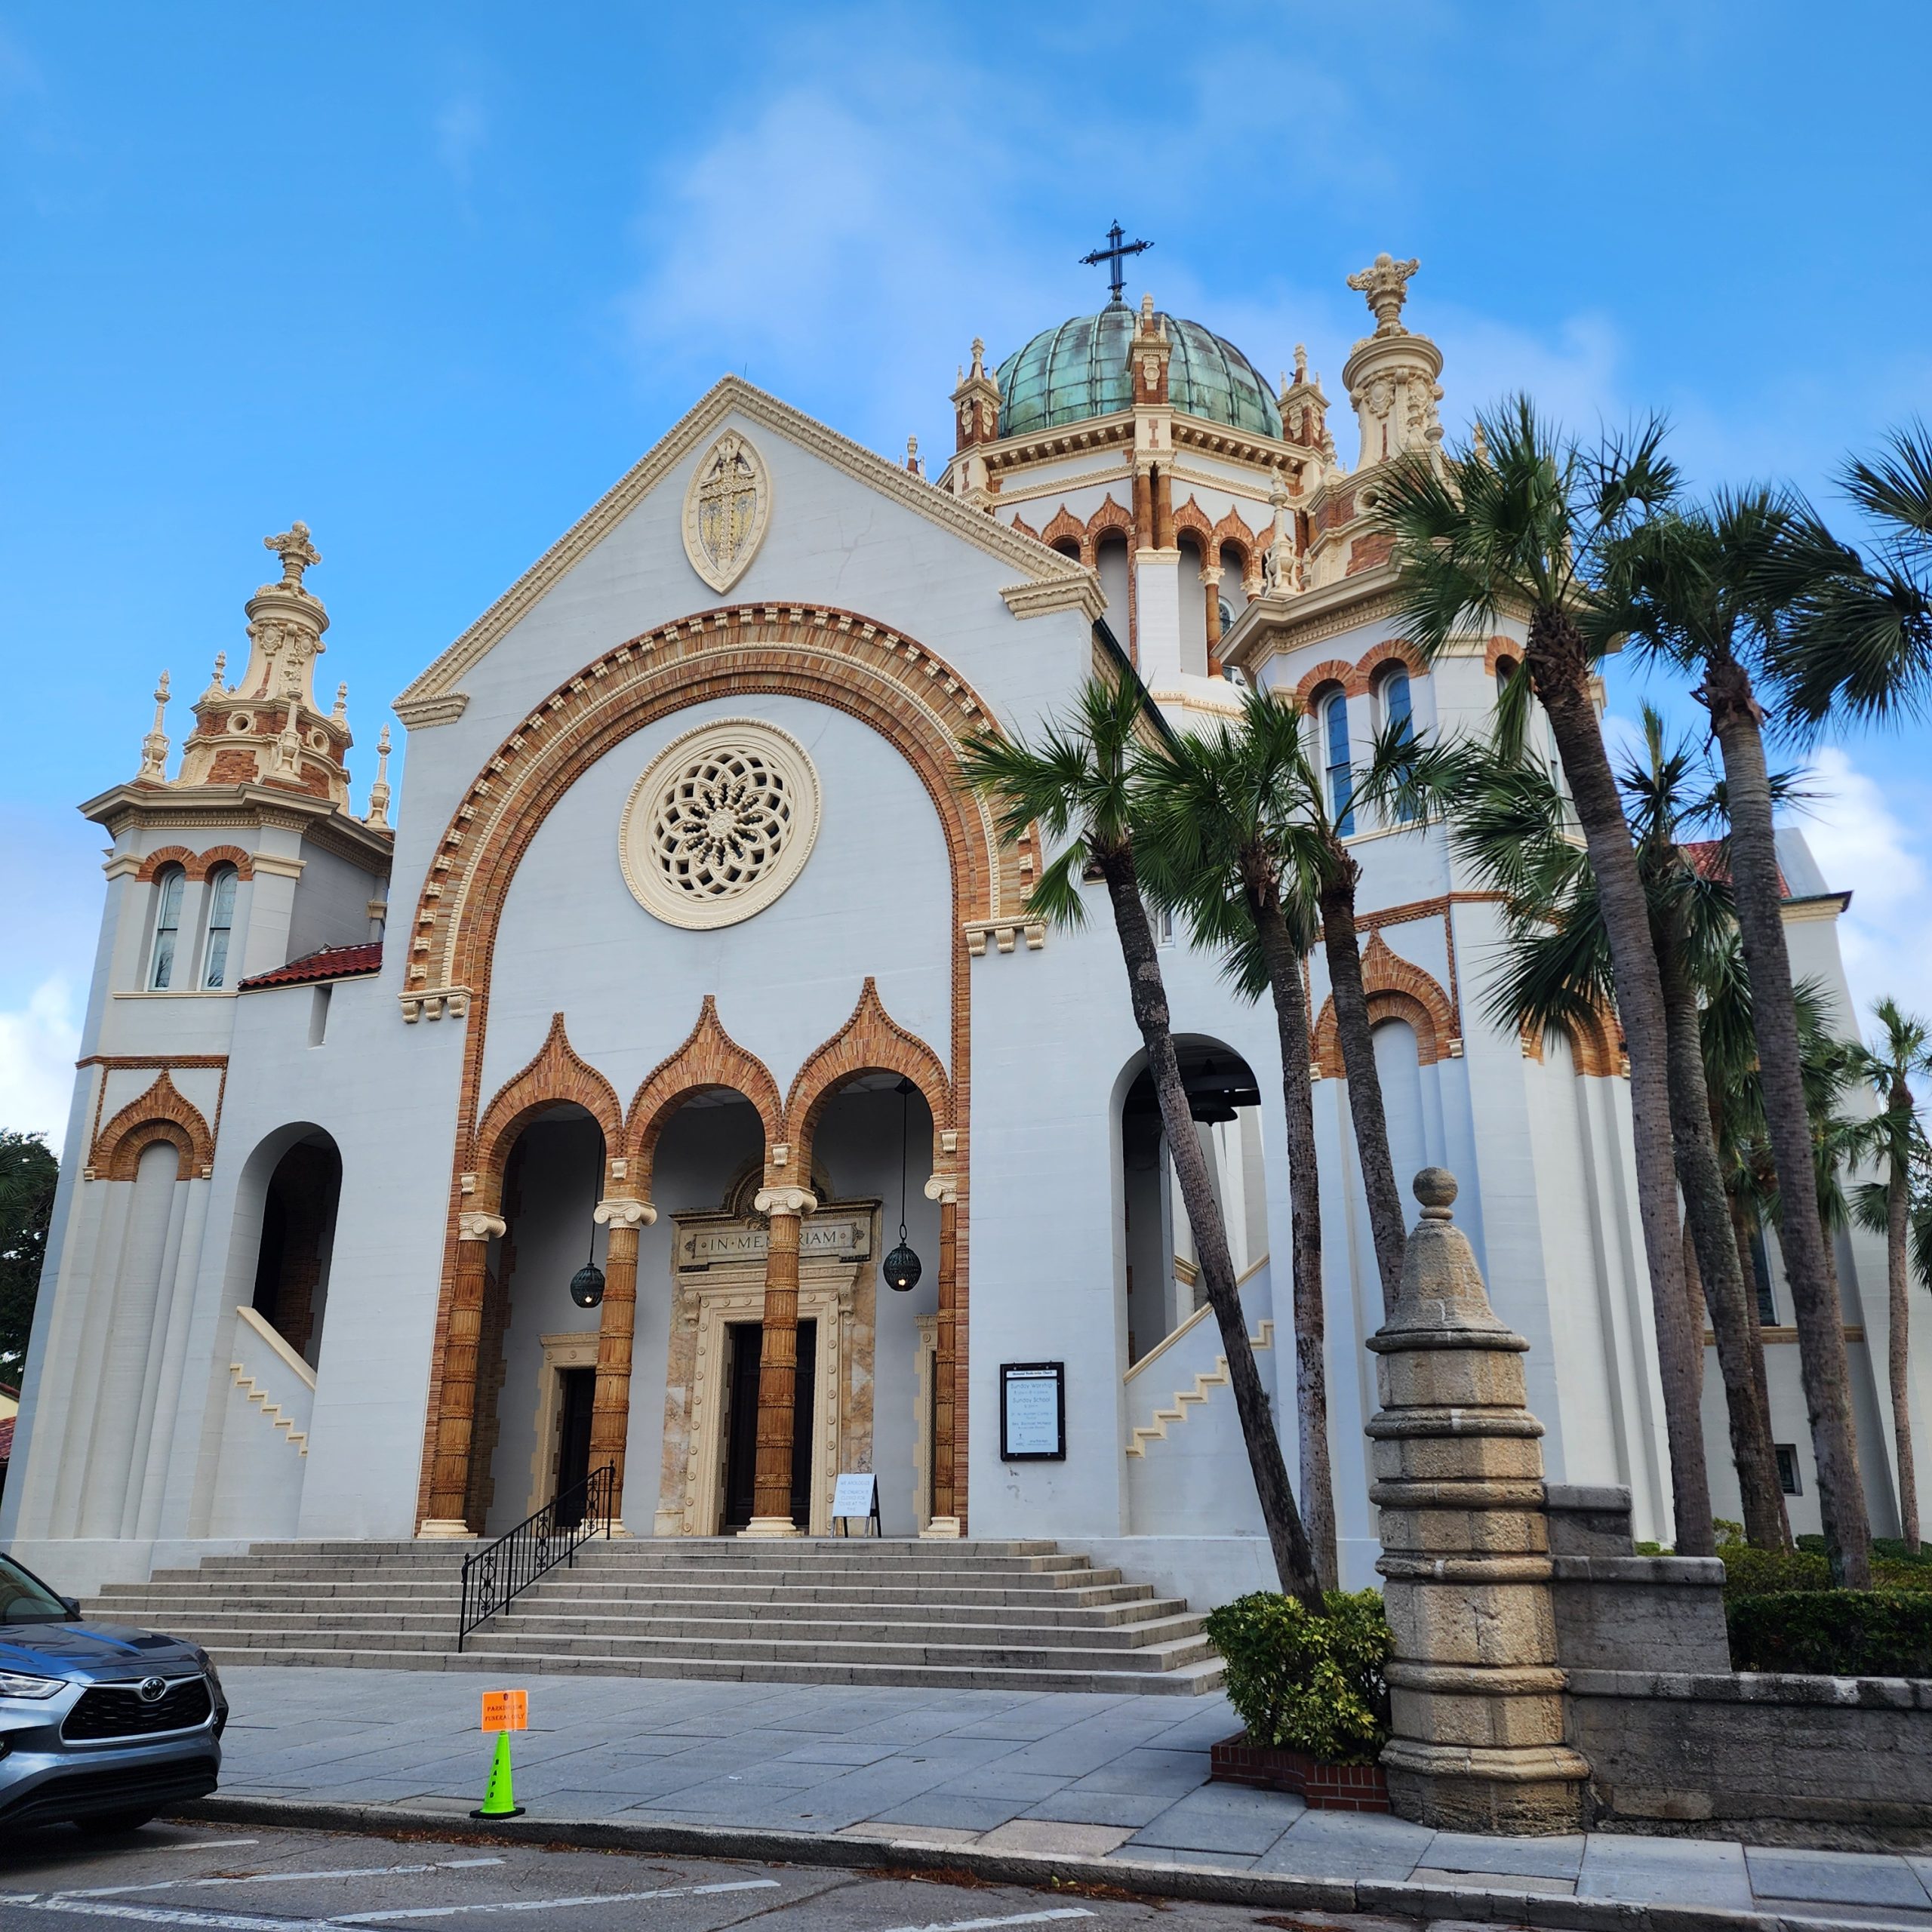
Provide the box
[174,1794,1876,1932]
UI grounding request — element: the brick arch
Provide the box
[1040,505,1086,560]
[472,1012,623,1207]
[626,995,784,1184]
[1211,507,1260,580]
[136,846,198,884]
[1008,514,1041,543]
[786,978,952,1163]
[1172,495,1214,560]
[1085,494,1134,568]
[1356,639,1427,688]
[194,845,255,881]
[1485,634,1524,677]
[1312,934,1458,1078]
[1294,657,1367,709]
[1521,1004,1625,1078]
[91,1071,214,1180]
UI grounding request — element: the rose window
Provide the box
[620,719,820,930]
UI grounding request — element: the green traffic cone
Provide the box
[471,1731,525,1820]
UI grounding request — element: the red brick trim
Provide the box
[1313,933,1458,1077]
[1040,506,1086,558]
[1355,638,1427,688]
[90,1070,215,1180]
[1210,1734,1391,1813]
[1522,1001,1625,1078]
[473,1012,624,1204]
[1485,634,1523,677]
[626,995,784,1183]
[1171,495,1214,558]
[1084,494,1134,568]
[786,977,952,1162]
[1294,657,1366,708]
[134,845,254,883]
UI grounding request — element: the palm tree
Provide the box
[1845,999,1932,1553]
[1132,692,1339,1586]
[960,670,1325,1610]
[1608,491,1872,1583]
[1445,719,1789,1548]
[1375,398,1716,1558]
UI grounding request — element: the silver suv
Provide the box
[0,1551,224,1834]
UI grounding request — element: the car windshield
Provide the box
[0,1555,69,1623]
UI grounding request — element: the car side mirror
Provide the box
[58,1597,79,1620]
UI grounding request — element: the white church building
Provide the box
[5,248,1918,1606]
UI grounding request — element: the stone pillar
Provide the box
[1133,466,1155,552]
[1153,466,1175,552]
[1201,563,1224,675]
[745,1185,814,1537]
[922,1176,961,1538]
[1369,1168,1589,1832]
[420,1204,506,1537]
[589,1195,656,1534]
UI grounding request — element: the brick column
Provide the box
[1201,563,1224,676]
[1133,467,1155,552]
[1153,466,1175,551]
[420,1205,506,1536]
[921,1174,961,1538]
[1369,1167,1589,1831]
[590,1195,655,1534]
[744,1185,815,1537]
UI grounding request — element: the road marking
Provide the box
[155,1845,259,1855]
[876,1913,1095,1932]
[330,1879,782,1921]
[66,1861,505,1899]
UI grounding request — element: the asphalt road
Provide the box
[0,1821,1282,1932]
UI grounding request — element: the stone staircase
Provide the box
[88,1538,1223,1697]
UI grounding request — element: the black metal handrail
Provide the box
[457,1462,615,1651]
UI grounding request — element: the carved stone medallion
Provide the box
[620,717,820,931]
[681,430,771,592]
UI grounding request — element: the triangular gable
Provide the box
[394,375,1097,724]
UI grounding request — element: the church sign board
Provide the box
[1000,1361,1066,1460]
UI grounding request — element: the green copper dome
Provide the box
[995,303,1281,440]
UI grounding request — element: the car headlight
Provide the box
[0,1671,65,1700]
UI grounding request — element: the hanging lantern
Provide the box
[884,1078,922,1294]
[568,1146,606,1309]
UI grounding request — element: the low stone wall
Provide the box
[1569,1668,1932,1847]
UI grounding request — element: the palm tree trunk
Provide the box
[1728,1194,1790,1542]
[1094,845,1324,1610]
[1701,657,1872,1586]
[1527,609,1715,1557]
[1681,1219,1706,1399]
[1657,898,1789,1547]
[1247,875,1338,1587]
[1315,846,1406,1316]
[1888,1086,1920,1554]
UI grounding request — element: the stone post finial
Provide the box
[1366,1166,1590,1833]
[1346,252,1420,336]
[905,434,924,478]
[968,337,986,380]
[366,724,392,829]
[138,672,171,782]
[1471,420,1489,466]
[201,651,229,703]
[1294,342,1309,383]
[264,521,321,589]
[332,680,349,722]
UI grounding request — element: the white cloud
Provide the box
[434,94,487,192]
[1793,745,1932,1036]
[0,977,81,1146]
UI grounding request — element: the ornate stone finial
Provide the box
[1414,1165,1456,1212]
[1346,251,1420,336]
[138,672,172,782]
[1471,420,1489,466]
[275,698,302,776]
[905,434,923,478]
[332,680,348,722]
[968,337,986,380]
[1140,291,1155,325]
[366,724,392,829]
[201,651,229,703]
[1294,342,1309,383]
[263,521,321,589]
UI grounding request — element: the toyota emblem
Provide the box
[137,1676,167,1703]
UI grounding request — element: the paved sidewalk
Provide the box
[218,1668,1932,1924]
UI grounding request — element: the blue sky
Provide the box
[2,2,1928,1135]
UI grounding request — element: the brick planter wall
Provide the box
[1210,1733,1392,1812]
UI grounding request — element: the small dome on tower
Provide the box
[995,302,1281,439]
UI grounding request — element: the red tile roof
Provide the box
[238,942,383,992]
[1678,839,1789,900]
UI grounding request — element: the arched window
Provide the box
[202,866,238,989]
[1495,655,1520,700]
[1324,691,1355,835]
[1380,668,1417,823]
[1217,596,1234,637]
[149,867,186,989]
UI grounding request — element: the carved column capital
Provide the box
[922,1171,959,1205]
[594,1196,657,1227]
[754,1185,817,1219]
[456,1211,506,1243]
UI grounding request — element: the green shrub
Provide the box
[1796,1533,1932,1572]
[1727,1589,1932,1676]
[1203,1589,1391,1764]
[1717,1543,1832,1601]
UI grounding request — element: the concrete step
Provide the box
[196,1641,1224,1695]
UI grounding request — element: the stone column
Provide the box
[589,1195,656,1534]
[1369,1168,1589,1832]
[745,1185,814,1537]
[922,1175,961,1538]
[1132,466,1155,552]
[1201,563,1224,675]
[420,1204,505,1537]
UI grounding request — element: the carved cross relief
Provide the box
[681,430,771,593]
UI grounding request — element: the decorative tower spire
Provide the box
[366,725,392,829]
[332,681,349,723]
[905,435,924,478]
[137,673,172,783]
[948,338,1001,508]
[200,651,229,703]
[1342,253,1443,472]
[264,520,321,588]
[1278,341,1333,462]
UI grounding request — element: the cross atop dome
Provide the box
[1078,221,1152,305]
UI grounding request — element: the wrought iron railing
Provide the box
[457,1462,615,1651]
